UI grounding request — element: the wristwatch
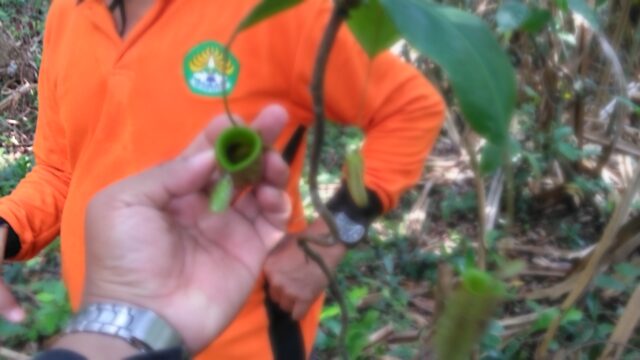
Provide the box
[326,183,383,247]
[64,302,183,354]
[333,211,367,246]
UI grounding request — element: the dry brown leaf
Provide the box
[407,311,429,328]
[599,285,640,360]
[0,347,29,360]
[387,330,421,344]
[409,297,435,314]
[536,166,640,358]
[366,323,395,348]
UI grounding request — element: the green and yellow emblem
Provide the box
[183,41,240,97]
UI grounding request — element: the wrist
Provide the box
[66,300,185,354]
[307,239,347,268]
[53,332,139,359]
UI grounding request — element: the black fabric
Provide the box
[326,183,383,228]
[34,347,185,360]
[107,0,127,36]
[263,125,383,359]
[263,126,307,360]
[126,347,186,360]
[264,283,306,360]
[34,349,88,360]
[282,125,306,164]
[1,218,21,259]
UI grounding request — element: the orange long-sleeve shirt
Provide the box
[0,0,444,358]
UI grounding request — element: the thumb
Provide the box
[100,150,216,208]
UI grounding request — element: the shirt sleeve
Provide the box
[288,0,446,213]
[0,2,71,260]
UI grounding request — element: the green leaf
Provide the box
[596,323,614,338]
[520,8,552,33]
[347,0,400,58]
[480,143,503,175]
[555,0,569,11]
[479,138,520,174]
[496,0,529,33]
[567,0,601,31]
[595,274,627,292]
[614,262,640,281]
[36,292,55,303]
[380,0,516,145]
[533,308,559,331]
[553,125,574,140]
[617,96,640,115]
[346,310,379,358]
[524,152,542,178]
[556,142,581,161]
[561,308,583,324]
[0,321,25,338]
[435,269,505,360]
[347,286,369,305]
[345,149,368,208]
[497,260,526,279]
[210,174,234,213]
[320,304,340,320]
[237,0,303,32]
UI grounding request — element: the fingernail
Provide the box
[188,150,215,168]
[6,308,25,323]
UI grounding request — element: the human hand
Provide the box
[264,217,346,320]
[0,227,25,323]
[82,105,291,353]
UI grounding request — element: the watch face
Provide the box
[335,212,366,245]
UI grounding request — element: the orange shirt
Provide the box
[0,0,445,358]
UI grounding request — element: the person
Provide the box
[32,111,292,360]
[0,0,446,358]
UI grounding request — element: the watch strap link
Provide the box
[65,303,183,353]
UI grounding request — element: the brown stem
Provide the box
[0,225,6,266]
[593,32,629,174]
[574,24,588,147]
[306,2,359,358]
[462,133,487,270]
[308,4,349,247]
[299,240,349,360]
[505,148,515,232]
[309,1,356,249]
[222,31,241,127]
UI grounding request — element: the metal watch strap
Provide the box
[64,303,183,353]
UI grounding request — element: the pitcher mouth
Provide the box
[215,126,263,174]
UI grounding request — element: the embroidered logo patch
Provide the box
[183,41,240,97]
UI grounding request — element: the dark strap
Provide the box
[264,283,306,360]
[34,347,186,360]
[282,125,306,164]
[1,219,21,259]
[264,125,307,360]
[34,349,88,360]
